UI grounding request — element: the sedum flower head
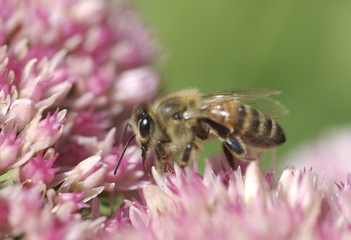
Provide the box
[0,185,105,239]
[0,0,159,237]
[0,0,159,184]
[107,160,351,240]
[284,126,351,183]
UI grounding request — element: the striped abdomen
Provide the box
[202,99,285,149]
[233,103,285,148]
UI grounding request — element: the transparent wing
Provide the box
[202,88,281,100]
[240,98,289,118]
[198,88,289,119]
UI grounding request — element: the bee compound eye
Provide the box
[139,116,152,138]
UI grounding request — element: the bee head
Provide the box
[114,104,154,175]
[131,104,154,156]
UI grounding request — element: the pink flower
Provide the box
[0,0,160,172]
[115,67,160,106]
[103,204,130,232]
[284,127,351,183]
[53,191,89,213]
[25,109,66,153]
[19,153,59,187]
[70,109,107,137]
[0,185,105,239]
[0,0,161,236]
[58,154,112,195]
[101,161,351,240]
[0,128,22,172]
[5,98,36,131]
[105,145,150,191]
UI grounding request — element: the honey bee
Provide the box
[114,88,287,174]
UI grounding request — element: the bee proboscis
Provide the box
[114,88,288,174]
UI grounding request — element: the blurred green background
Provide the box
[132,0,351,165]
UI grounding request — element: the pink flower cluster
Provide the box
[0,0,159,188]
[1,0,351,239]
[284,127,351,183]
[0,0,159,237]
[107,161,351,240]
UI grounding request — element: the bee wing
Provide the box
[202,88,282,100]
[184,89,288,120]
[240,97,289,118]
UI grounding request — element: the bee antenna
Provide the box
[114,134,136,175]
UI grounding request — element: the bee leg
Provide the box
[222,143,235,169]
[141,143,150,174]
[222,135,248,167]
[223,136,245,156]
[202,119,247,165]
[179,142,198,168]
[155,140,169,172]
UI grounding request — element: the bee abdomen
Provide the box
[236,105,285,148]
